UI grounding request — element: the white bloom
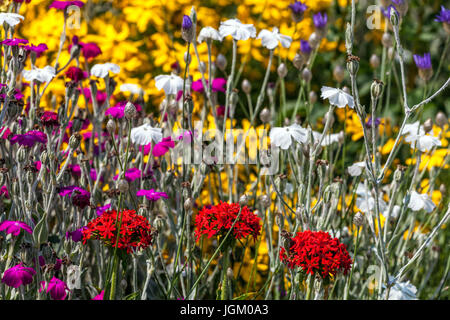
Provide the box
[22,66,55,83]
[90,63,120,78]
[402,121,424,136]
[385,277,417,300]
[348,161,366,177]
[130,123,163,146]
[120,83,142,95]
[257,27,292,50]
[269,124,308,150]
[0,13,24,27]
[155,74,184,96]
[320,86,355,109]
[355,183,387,213]
[407,191,436,213]
[404,133,441,152]
[219,19,256,41]
[384,205,401,220]
[197,27,223,43]
[321,133,341,146]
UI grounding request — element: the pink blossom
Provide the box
[40,277,69,300]
[153,136,175,157]
[137,189,169,201]
[0,221,32,236]
[2,264,36,288]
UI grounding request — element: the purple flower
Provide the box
[40,277,69,300]
[2,264,36,288]
[288,1,307,14]
[92,290,104,300]
[58,186,90,209]
[365,117,381,129]
[413,53,432,70]
[24,43,48,57]
[182,15,193,30]
[0,185,9,198]
[153,137,175,157]
[300,39,312,54]
[1,38,28,46]
[49,1,84,10]
[10,130,47,148]
[435,6,450,23]
[96,203,111,216]
[137,189,169,201]
[66,228,84,242]
[191,78,227,94]
[313,12,327,28]
[67,164,82,179]
[40,111,59,127]
[0,221,32,236]
[382,5,399,18]
[113,168,141,182]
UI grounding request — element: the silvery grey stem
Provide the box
[252,49,274,123]
[392,23,410,112]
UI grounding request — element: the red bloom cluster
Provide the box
[82,209,153,254]
[194,202,261,242]
[280,230,352,280]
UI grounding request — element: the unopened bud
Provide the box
[216,54,227,71]
[259,108,271,124]
[260,194,270,209]
[106,119,116,134]
[370,54,380,69]
[390,7,399,26]
[124,101,137,120]
[435,112,447,128]
[275,212,284,229]
[198,61,206,74]
[69,133,82,149]
[239,194,248,207]
[17,146,27,163]
[241,79,251,94]
[301,68,312,82]
[353,212,364,226]
[184,198,194,211]
[308,32,320,50]
[226,267,234,279]
[346,55,360,76]
[381,32,393,48]
[293,53,305,70]
[118,179,129,193]
[309,91,317,104]
[423,118,433,133]
[370,79,384,100]
[277,63,288,78]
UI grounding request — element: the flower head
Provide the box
[320,86,355,109]
[413,53,432,70]
[197,26,223,43]
[40,111,59,127]
[58,186,91,209]
[1,38,28,46]
[152,136,175,157]
[288,1,307,23]
[194,202,261,242]
[2,264,36,288]
[270,124,308,150]
[0,13,24,27]
[66,228,84,242]
[257,27,293,50]
[82,209,153,254]
[65,66,87,82]
[300,39,312,54]
[136,189,169,201]
[40,277,69,300]
[113,168,141,182]
[407,191,436,213]
[435,6,450,23]
[49,1,84,11]
[219,19,256,41]
[22,66,55,83]
[313,12,328,28]
[90,63,120,78]
[130,123,162,146]
[191,78,227,93]
[280,230,352,280]
[24,43,48,57]
[154,74,184,96]
[0,221,32,236]
[10,130,47,147]
[92,290,104,300]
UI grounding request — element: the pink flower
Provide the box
[69,37,102,60]
[67,164,82,179]
[2,264,36,288]
[40,111,59,127]
[153,137,175,157]
[105,101,142,119]
[40,277,69,300]
[92,290,104,300]
[1,38,28,47]
[137,189,169,201]
[49,1,84,10]
[58,186,90,209]
[96,203,111,216]
[191,78,227,93]
[23,43,48,57]
[113,168,141,182]
[0,221,32,236]
[10,130,47,148]
[65,66,88,82]
[0,127,11,139]
[0,185,9,198]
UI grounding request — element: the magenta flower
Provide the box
[10,130,47,148]
[153,137,175,157]
[40,111,59,127]
[40,277,69,300]
[66,228,84,242]
[96,203,111,216]
[65,66,88,83]
[0,185,9,198]
[67,164,82,179]
[1,38,28,47]
[0,221,32,236]
[113,168,141,182]
[191,78,227,93]
[49,1,84,10]
[2,264,36,288]
[58,186,90,209]
[92,290,104,300]
[105,101,142,119]
[24,43,48,57]
[137,189,169,201]
[69,37,102,60]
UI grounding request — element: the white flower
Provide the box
[0,13,24,27]
[404,133,441,152]
[407,191,436,213]
[197,27,223,43]
[155,74,184,96]
[355,184,387,213]
[320,86,355,109]
[219,19,256,41]
[348,161,366,177]
[384,205,401,220]
[257,27,292,50]
[22,66,55,83]
[269,124,308,150]
[402,121,424,136]
[130,123,162,146]
[90,63,120,78]
[385,277,417,300]
[120,83,142,95]
[320,133,341,146]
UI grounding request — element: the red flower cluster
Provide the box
[82,209,153,253]
[194,202,261,242]
[280,230,352,280]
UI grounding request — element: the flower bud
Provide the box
[277,63,288,78]
[239,194,248,207]
[301,68,312,82]
[309,91,317,104]
[184,52,191,65]
[342,86,351,94]
[370,54,380,69]
[241,79,251,94]
[292,53,305,70]
[333,65,345,83]
[353,212,364,226]
[124,101,137,120]
[259,108,271,124]
[393,167,404,182]
[260,194,270,209]
[423,118,433,133]
[338,131,345,144]
[184,198,194,211]
[381,32,393,48]
[390,7,400,26]
[435,112,447,128]
[106,119,116,134]
[118,179,129,193]
[198,61,206,74]
[69,133,82,149]
[216,54,227,71]
[370,79,384,100]
[346,55,360,76]
[227,267,234,280]
[181,15,194,43]
[308,32,320,50]
[439,184,446,195]
[154,216,166,233]
[17,146,27,163]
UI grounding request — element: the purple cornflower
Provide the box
[313,12,327,29]
[40,277,69,300]
[10,130,47,148]
[136,189,169,201]
[0,221,33,236]
[2,264,36,288]
[181,15,194,42]
[413,53,432,70]
[182,15,193,30]
[365,117,381,129]
[435,6,450,23]
[1,38,28,47]
[300,39,312,54]
[49,1,84,10]
[382,5,399,18]
[288,1,307,23]
[113,167,141,182]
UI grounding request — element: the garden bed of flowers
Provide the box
[0,0,448,301]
